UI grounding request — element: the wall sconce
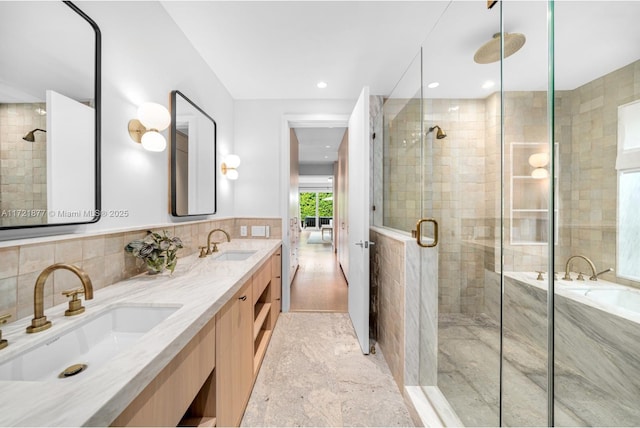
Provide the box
[221,154,240,180]
[528,152,549,179]
[128,102,171,152]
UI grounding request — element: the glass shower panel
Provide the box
[500,1,552,426]
[421,2,501,426]
[554,1,640,426]
[382,51,423,233]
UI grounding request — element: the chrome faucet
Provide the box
[206,228,231,255]
[562,255,601,281]
[26,264,94,334]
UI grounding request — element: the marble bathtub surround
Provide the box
[485,272,640,426]
[0,217,281,323]
[0,238,282,426]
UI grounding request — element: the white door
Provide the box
[348,87,370,354]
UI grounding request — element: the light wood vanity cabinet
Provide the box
[215,279,253,427]
[111,316,216,427]
[113,246,283,428]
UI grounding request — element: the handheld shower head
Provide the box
[428,125,447,140]
[22,128,46,142]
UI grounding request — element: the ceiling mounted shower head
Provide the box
[474,32,526,64]
[22,128,46,142]
[428,125,447,140]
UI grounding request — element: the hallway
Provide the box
[290,230,348,312]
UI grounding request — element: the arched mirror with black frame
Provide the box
[170,90,217,217]
[0,1,101,230]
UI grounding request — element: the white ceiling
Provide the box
[162,0,640,163]
[161,1,450,100]
[295,127,346,163]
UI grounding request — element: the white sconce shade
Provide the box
[224,154,241,169]
[128,102,171,152]
[531,167,549,179]
[528,152,549,168]
[221,154,241,180]
[226,169,239,180]
[141,131,166,152]
[137,102,171,131]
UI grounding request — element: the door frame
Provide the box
[280,114,349,313]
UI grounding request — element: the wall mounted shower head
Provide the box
[22,128,46,142]
[428,125,447,139]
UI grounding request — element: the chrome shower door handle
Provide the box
[416,218,439,248]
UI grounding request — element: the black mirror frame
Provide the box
[0,1,102,230]
[170,90,217,217]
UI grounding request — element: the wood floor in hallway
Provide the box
[290,230,348,312]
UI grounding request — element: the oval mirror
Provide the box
[0,1,101,229]
[170,90,217,216]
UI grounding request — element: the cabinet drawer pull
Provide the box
[239,295,247,301]
[275,298,281,301]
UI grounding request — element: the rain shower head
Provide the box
[474,32,526,64]
[428,125,447,140]
[22,128,46,142]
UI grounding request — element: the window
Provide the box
[299,191,333,229]
[616,100,640,281]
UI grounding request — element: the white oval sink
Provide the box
[212,250,256,261]
[0,304,180,382]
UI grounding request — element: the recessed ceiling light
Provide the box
[324,155,328,159]
[325,145,330,148]
[427,82,439,89]
[317,81,328,89]
[482,80,495,89]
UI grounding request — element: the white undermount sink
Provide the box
[0,304,180,382]
[212,250,256,261]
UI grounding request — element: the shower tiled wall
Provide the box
[0,217,281,323]
[380,59,640,317]
[0,103,47,227]
[559,59,640,287]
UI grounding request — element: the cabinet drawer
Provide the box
[252,261,271,306]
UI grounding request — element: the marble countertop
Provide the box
[0,239,281,427]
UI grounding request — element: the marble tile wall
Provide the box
[0,217,281,323]
[370,96,384,228]
[0,103,48,227]
[383,98,422,233]
[558,60,640,288]
[370,230,405,389]
[370,227,438,390]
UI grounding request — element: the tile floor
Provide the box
[241,312,414,427]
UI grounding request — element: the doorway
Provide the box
[290,127,347,312]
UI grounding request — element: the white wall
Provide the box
[37,1,234,236]
[233,99,355,217]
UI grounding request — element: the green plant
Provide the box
[125,230,184,274]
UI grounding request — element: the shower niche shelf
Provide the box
[510,142,558,245]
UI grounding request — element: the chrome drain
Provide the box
[58,363,87,378]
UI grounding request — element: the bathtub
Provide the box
[506,271,640,324]
[496,271,640,422]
